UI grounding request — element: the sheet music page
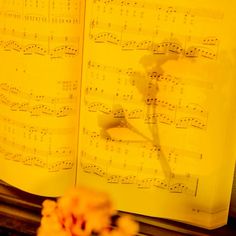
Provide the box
[0,0,84,196]
[230,163,236,217]
[77,0,236,228]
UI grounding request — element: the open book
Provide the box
[1,0,236,230]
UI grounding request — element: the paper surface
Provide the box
[0,0,84,196]
[77,0,236,228]
[1,0,236,228]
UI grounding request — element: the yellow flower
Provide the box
[37,186,139,236]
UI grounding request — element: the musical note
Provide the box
[86,101,112,114]
[107,173,121,183]
[80,162,95,173]
[22,155,36,166]
[202,36,219,46]
[93,32,121,44]
[136,40,153,50]
[137,177,154,188]
[144,113,175,125]
[168,182,187,193]
[48,161,62,172]
[50,45,79,58]
[121,40,139,50]
[34,156,47,168]
[178,103,208,117]
[185,46,217,59]
[120,175,136,184]
[61,159,74,170]
[93,164,107,177]
[2,40,22,52]
[23,44,47,56]
[175,117,207,130]
[145,97,176,110]
[127,108,143,119]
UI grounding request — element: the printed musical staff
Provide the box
[0,83,77,103]
[90,31,219,60]
[86,60,213,90]
[0,82,77,117]
[84,56,211,142]
[0,135,74,172]
[0,0,82,179]
[81,49,210,198]
[78,0,219,197]
[0,23,81,58]
[82,127,202,161]
[84,98,208,130]
[89,18,220,46]
[80,149,199,196]
[0,0,81,24]
[89,0,222,61]
[0,38,79,58]
[92,0,223,21]
[0,93,74,117]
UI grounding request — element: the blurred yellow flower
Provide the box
[37,186,139,236]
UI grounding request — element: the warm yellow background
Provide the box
[1,0,236,229]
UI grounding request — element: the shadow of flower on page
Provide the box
[131,53,180,180]
[98,50,181,183]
